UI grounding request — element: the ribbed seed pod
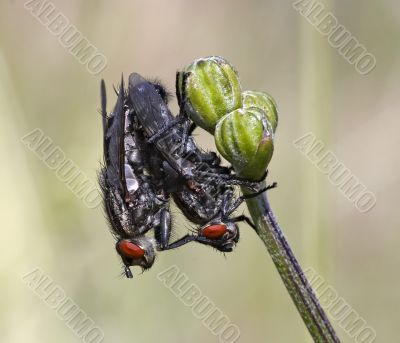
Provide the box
[177,56,242,133]
[214,107,274,181]
[242,90,278,133]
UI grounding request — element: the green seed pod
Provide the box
[177,56,242,133]
[215,107,274,181]
[242,90,278,133]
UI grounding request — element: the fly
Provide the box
[99,78,171,278]
[127,73,275,252]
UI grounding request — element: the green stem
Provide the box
[242,184,340,343]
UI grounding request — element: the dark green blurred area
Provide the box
[1,1,398,342]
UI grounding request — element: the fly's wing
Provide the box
[102,78,128,198]
[100,79,133,237]
[99,78,132,237]
[128,72,192,174]
[100,80,108,159]
[115,78,127,196]
[128,73,174,137]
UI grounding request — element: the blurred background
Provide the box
[1,0,398,342]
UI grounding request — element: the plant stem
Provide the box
[242,184,340,343]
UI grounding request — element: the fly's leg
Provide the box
[199,170,268,182]
[176,109,204,155]
[221,190,235,216]
[189,122,197,135]
[147,117,182,144]
[124,265,133,279]
[194,172,261,192]
[178,113,192,154]
[158,234,234,252]
[158,234,197,250]
[154,209,172,250]
[147,71,193,146]
[198,151,221,165]
[175,71,201,154]
[146,109,193,149]
[224,183,277,216]
[194,171,270,192]
[174,107,199,155]
[119,254,134,278]
[194,236,236,252]
[230,215,256,230]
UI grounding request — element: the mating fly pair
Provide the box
[99,73,271,278]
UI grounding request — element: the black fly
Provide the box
[99,78,171,278]
[127,73,273,253]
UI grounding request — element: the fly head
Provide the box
[116,236,156,278]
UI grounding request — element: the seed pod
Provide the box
[215,107,274,181]
[242,90,278,133]
[177,56,242,133]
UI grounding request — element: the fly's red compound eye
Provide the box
[202,224,227,239]
[118,240,145,258]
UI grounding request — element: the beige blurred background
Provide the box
[0,1,399,342]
